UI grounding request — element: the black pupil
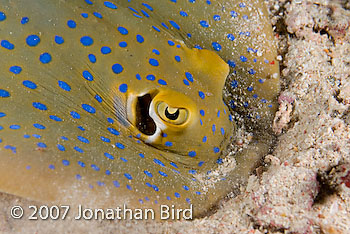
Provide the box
[165,107,179,120]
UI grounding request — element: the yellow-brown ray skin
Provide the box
[0,0,239,218]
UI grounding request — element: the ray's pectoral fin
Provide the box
[0,147,76,204]
[0,146,132,208]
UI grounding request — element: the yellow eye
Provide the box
[157,102,188,125]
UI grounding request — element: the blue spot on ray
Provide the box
[32,102,47,111]
[26,35,40,46]
[101,136,111,143]
[1,40,14,50]
[95,95,102,103]
[152,25,160,32]
[50,115,62,122]
[124,173,132,180]
[88,54,96,63]
[149,58,159,66]
[67,20,76,28]
[9,66,22,74]
[116,142,125,149]
[144,171,153,177]
[104,1,117,9]
[168,40,175,46]
[118,27,128,35]
[74,146,84,153]
[55,36,64,44]
[58,81,71,91]
[136,34,144,43]
[39,53,52,64]
[57,144,65,151]
[119,84,128,93]
[104,153,114,160]
[158,79,167,85]
[119,42,127,47]
[198,91,205,99]
[82,71,93,81]
[9,125,20,130]
[91,164,100,171]
[33,123,46,129]
[80,36,93,46]
[107,127,120,136]
[101,46,111,54]
[78,136,90,144]
[0,12,6,21]
[200,20,209,27]
[240,56,248,62]
[159,171,168,177]
[180,11,188,17]
[93,12,102,18]
[142,3,153,11]
[169,20,180,30]
[82,104,96,114]
[213,15,221,21]
[212,42,222,51]
[112,64,123,74]
[70,111,80,119]
[113,181,120,188]
[37,142,47,148]
[146,74,155,81]
[185,72,193,82]
[0,89,10,98]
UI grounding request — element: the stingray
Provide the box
[0,0,279,218]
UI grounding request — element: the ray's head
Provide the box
[123,45,235,163]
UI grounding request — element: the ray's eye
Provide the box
[165,107,179,120]
[157,102,188,125]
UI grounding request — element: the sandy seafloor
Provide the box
[1,0,350,233]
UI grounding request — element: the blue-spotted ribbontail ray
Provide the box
[0,0,280,218]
